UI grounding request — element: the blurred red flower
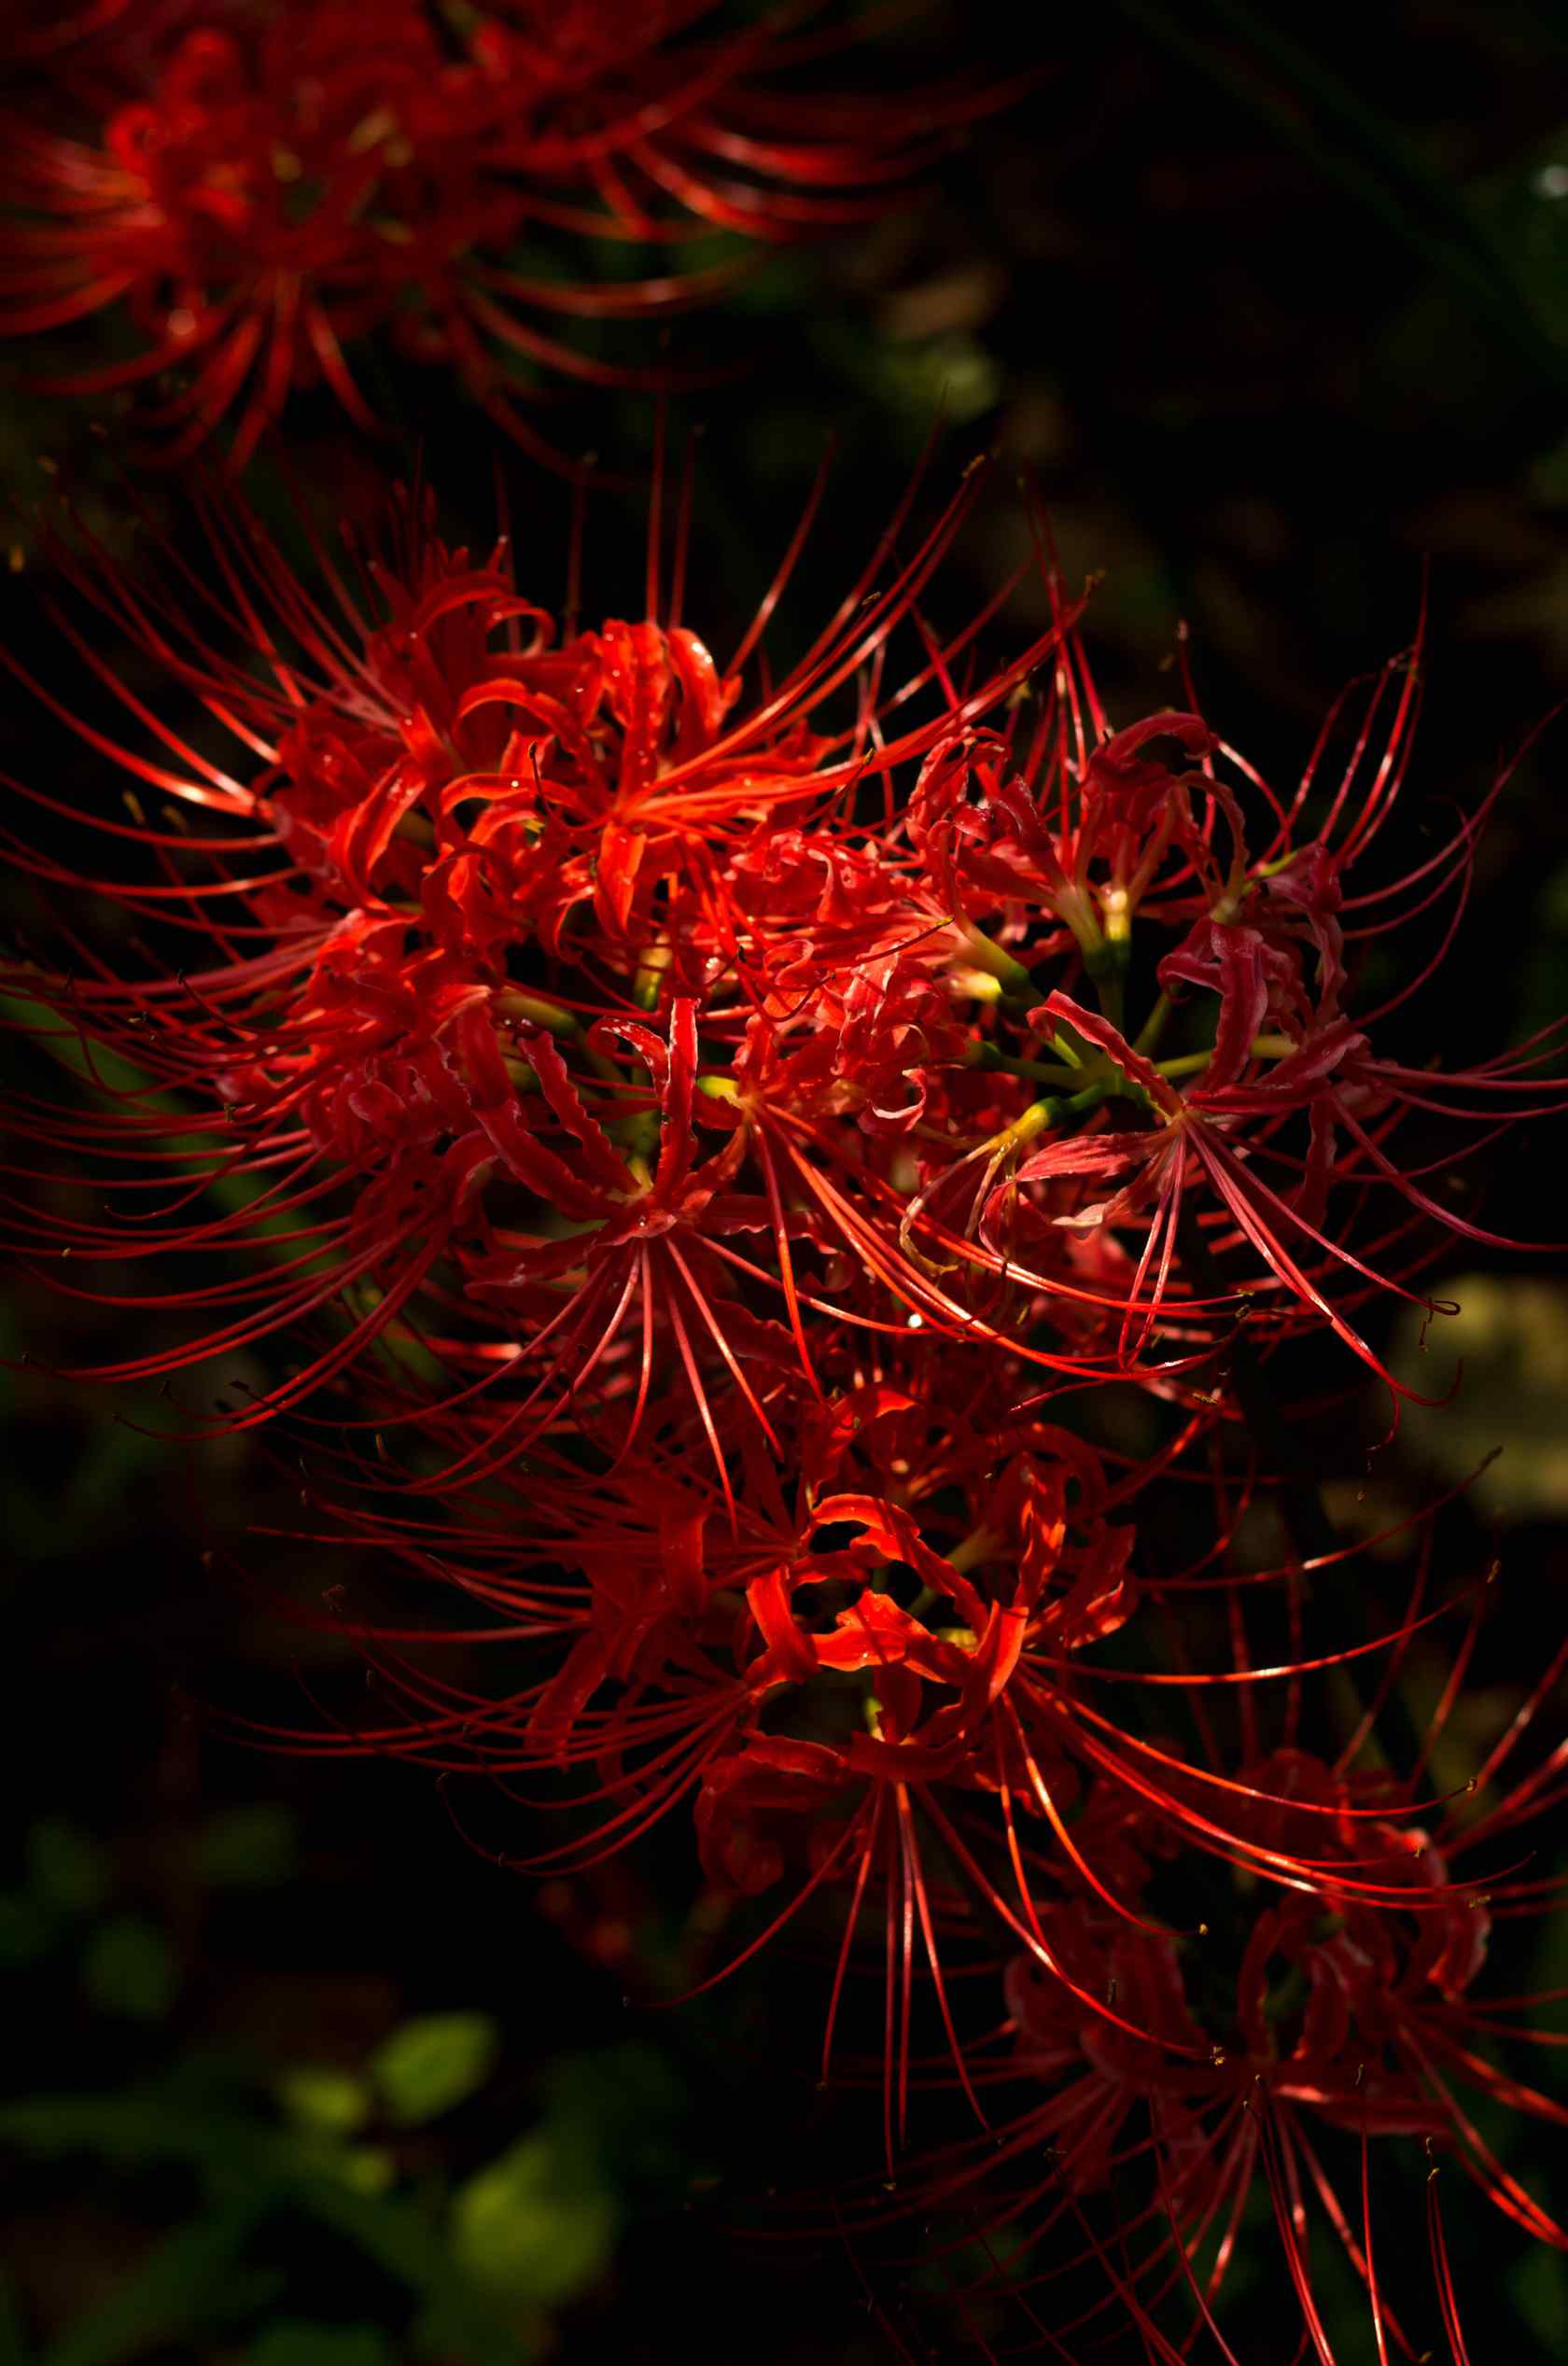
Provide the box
[0,0,987,460]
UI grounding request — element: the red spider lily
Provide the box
[962,980,1567,1395]
[1,455,1099,1440]
[973,1773,1560,2366]
[887,629,1568,1401]
[7,437,1564,1510]
[229,1400,1188,2170]
[7,460,1563,1485]
[0,0,996,461]
[217,1378,1506,2197]
[833,1602,1568,2366]
[7,454,1563,2364]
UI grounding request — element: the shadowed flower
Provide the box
[833,1617,1568,2366]
[217,1370,1499,2196]
[0,0,996,460]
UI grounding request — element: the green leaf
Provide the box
[287,2177,534,2363]
[0,2097,531,2361]
[247,2323,393,2366]
[193,1805,298,1890]
[276,2068,371,2137]
[79,1919,177,2023]
[0,2093,263,2172]
[0,2091,327,2189]
[35,2201,265,2366]
[25,1822,109,1918]
[368,2014,499,2128]
[451,2132,617,2310]
[1390,1275,1568,1519]
[332,2148,397,2197]
[875,334,1000,430]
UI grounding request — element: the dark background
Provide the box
[5,3,1568,2359]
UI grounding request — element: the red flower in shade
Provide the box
[839,1618,1568,2366]
[0,0,995,460]
[222,1363,1505,2197]
[0,1,169,66]
[231,1373,1197,2164]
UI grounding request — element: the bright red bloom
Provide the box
[0,0,991,460]
[983,1758,1561,2364]
[889,637,1568,1399]
[7,465,1563,1485]
[1,459,1091,1439]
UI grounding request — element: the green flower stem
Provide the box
[1133,991,1175,1056]
[1155,1034,1295,1083]
[967,1042,1084,1090]
[952,919,1033,995]
[609,1109,660,1161]
[1080,935,1127,1033]
[946,1524,1001,1575]
[632,944,672,1012]
[493,989,581,1038]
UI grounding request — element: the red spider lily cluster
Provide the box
[0,0,982,463]
[5,440,1565,2362]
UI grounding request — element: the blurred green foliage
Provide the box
[369,2016,499,2131]
[0,1798,689,2364]
[1393,1275,1568,1519]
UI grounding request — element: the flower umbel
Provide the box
[6,455,1565,2362]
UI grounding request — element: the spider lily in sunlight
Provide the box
[1,7,1565,2345]
[0,454,1087,1437]
[203,1370,1168,2130]
[7,448,1564,1469]
[888,627,1568,1401]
